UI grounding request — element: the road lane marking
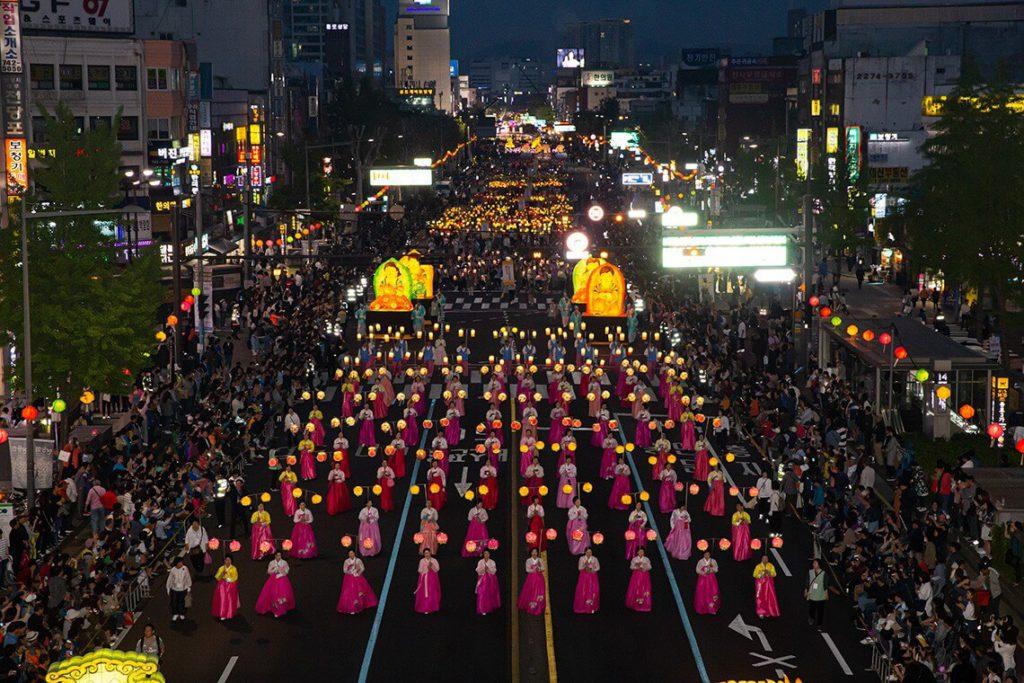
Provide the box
[358,399,437,683]
[821,632,854,675]
[541,550,558,682]
[217,656,238,683]
[770,548,792,577]
[613,419,711,683]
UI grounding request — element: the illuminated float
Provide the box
[399,251,435,300]
[571,256,606,304]
[584,262,626,317]
[369,258,414,312]
[46,649,165,683]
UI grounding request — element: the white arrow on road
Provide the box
[454,467,471,497]
[729,614,772,652]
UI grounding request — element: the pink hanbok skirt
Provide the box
[289,522,319,559]
[703,480,725,517]
[732,523,752,561]
[254,574,296,618]
[444,419,461,445]
[300,451,316,480]
[251,523,275,560]
[211,580,240,619]
[573,571,600,614]
[755,576,781,618]
[311,418,325,447]
[338,574,378,614]
[517,572,546,615]
[680,421,696,451]
[625,520,647,559]
[665,522,692,560]
[359,520,382,557]
[659,479,677,514]
[608,474,631,510]
[359,419,376,447]
[566,518,590,555]
[476,573,501,615]
[281,482,297,517]
[635,422,652,448]
[600,448,617,479]
[415,571,442,614]
[462,519,489,558]
[694,574,720,614]
[556,475,575,509]
[625,570,652,612]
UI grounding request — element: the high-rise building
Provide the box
[561,19,635,70]
[467,58,548,103]
[395,0,453,112]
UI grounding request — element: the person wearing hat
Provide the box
[166,556,193,621]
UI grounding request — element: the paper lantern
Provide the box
[846,324,859,337]
[229,540,242,553]
[413,532,424,544]
[935,385,951,401]
[409,485,421,495]
[207,538,220,550]
[353,486,364,497]
[894,346,908,360]
[292,487,303,498]
[301,391,311,401]
[987,423,1004,439]
[311,494,323,505]
[166,314,178,326]
[333,451,344,462]
[915,369,929,383]
[830,316,842,328]
[808,295,820,307]
[639,491,650,502]
[363,537,374,549]
[545,528,557,541]
[518,486,530,497]
[592,532,605,545]
[647,455,658,466]
[51,399,66,413]
[240,496,252,507]
[316,452,327,462]
[729,486,740,497]
[667,455,677,464]
[464,540,478,554]
[688,483,700,495]
[696,539,709,552]
[771,536,784,549]
[725,452,735,463]
[525,531,538,545]
[620,494,633,506]
[645,529,657,541]
[0,429,9,445]
[286,455,297,466]
[819,306,832,318]
[862,330,875,342]
[465,490,476,501]
[155,331,167,342]
[748,487,759,498]
[487,538,500,551]
[428,483,440,494]
[1016,439,1024,455]
[21,406,38,421]
[718,538,731,551]
[538,485,549,497]
[582,482,593,493]
[708,456,719,467]
[260,492,272,503]
[259,541,272,554]
[624,530,636,541]
[750,538,762,551]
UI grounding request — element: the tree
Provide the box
[0,103,163,400]
[809,157,872,256]
[907,72,1024,317]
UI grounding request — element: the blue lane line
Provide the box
[614,414,711,683]
[358,399,437,683]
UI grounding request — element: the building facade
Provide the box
[561,19,636,70]
[394,0,452,112]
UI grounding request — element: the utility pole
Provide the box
[195,190,205,351]
[20,204,35,507]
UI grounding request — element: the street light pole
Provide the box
[20,205,35,508]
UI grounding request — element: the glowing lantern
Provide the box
[688,483,700,495]
[645,529,657,541]
[935,385,951,401]
[830,316,842,328]
[0,429,8,445]
[771,536,784,549]
[240,496,252,507]
[846,324,859,337]
[808,295,820,307]
[862,330,875,342]
[51,399,66,413]
[413,532,424,544]
[620,494,633,506]
[819,306,832,318]
[80,391,95,405]
[915,369,929,383]
[260,492,272,503]
[207,538,220,550]
[260,541,272,554]
[988,423,1004,439]
[718,538,731,551]
[292,487,303,498]
[750,538,762,551]
[21,406,38,421]
[894,346,908,360]
[582,482,593,494]
[525,531,538,545]
[229,540,242,553]
[624,530,637,541]
[545,528,557,541]
[696,539,709,552]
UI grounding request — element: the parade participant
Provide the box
[625,548,653,612]
[250,503,276,560]
[412,301,426,334]
[599,433,618,477]
[587,384,603,419]
[566,498,590,555]
[414,549,441,614]
[333,433,352,478]
[651,433,672,479]
[524,457,544,504]
[184,519,209,577]
[443,405,461,446]
[608,458,632,510]
[426,460,447,510]
[665,504,693,560]
[463,501,489,558]
[694,550,721,615]
[430,432,450,477]
[341,374,358,418]
[517,548,547,616]
[704,468,726,517]
[298,433,318,481]
[358,500,382,557]
[658,463,678,514]
[254,552,296,618]
[731,503,753,561]
[635,410,653,448]
[556,457,577,509]
[289,501,319,559]
[418,501,440,556]
[326,462,352,515]
[679,409,697,452]
[692,439,710,482]
[166,557,192,622]
[754,556,781,618]
[376,462,396,512]
[480,461,499,510]
[401,404,419,446]
[387,434,407,478]
[574,548,600,614]
[475,550,501,616]
[370,382,388,419]
[308,405,325,447]
[211,556,240,621]
[625,502,648,559]
[357,405,376,447]
[549,405,567,443]
[279,465,299,517]
[526,496,546,551]
[484,406,503,445]
[338,550,378,615]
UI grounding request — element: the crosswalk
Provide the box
[441,293,554,313]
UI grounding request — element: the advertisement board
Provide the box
[556,48,584,69]
[609,131,639,150]
[582,70,614,87]
[20,0,134,33]
[5,137,26,195]
[795,128,810,180]
[662,232,790,269]
[621,172,653,187]
[1,1,23,73]
[369,167,433,187]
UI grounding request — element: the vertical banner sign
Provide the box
[0,0,26,196]
[845,126,862,182]
[991,376,1009,447]
[795,128,810,180]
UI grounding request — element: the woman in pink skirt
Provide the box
[658,464,678,514]
[337,550,378,614]
[211,556,240,621]
[573,548,600,614]
[414,549,441,614]
[665,505,692,560]
[517,549,547,616]
[387,436,406,479]
[358,500,382,557]
[463,501,489,558]
[592,408,610,447]
[625,503,648,559]
[254,552,296,618]
[625,548,653,612]
[651,434,671,479]
[692,441,710,482]
[608,459,632,510]
[556,457,577,509]
[731,504,752,561]
[753,556,781,618]
[635,411,653,448]
[327,462,352,515]
[442,407,461,446]
[357,406,376,447]
[566,498,590,555]
[475,549,501,615]
[694,550,721,615]
[249,504,275,560]
[418,501,440,556]
[703,469,726,517]
[298,436,317,480]
[679,411,697,451]
[599,434,618,479]
[549,406,566,443]
[289,502,319,559]
[526,497,546,552]
[401,405,419,446]
[279,466,298,517]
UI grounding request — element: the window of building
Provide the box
[88,65,110,90]
[29,64,54,90]
[73,117,85,134]
[59,64,83,90]
[115,65,138,90]
[147,67,177,90]
[118,116,139,142]
[147,117,171,140]
[30,116,47,143]
[829,103,840,116]
[89,116,112,131]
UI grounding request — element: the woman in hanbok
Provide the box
[254,552,296,618]
[333,434,351,479]
[692,439,710,482]
[298,435,316,480]
[463,501,489,558]
[694,550,721,615]
[658,464,678,514]
[387,435,406,479]
[483,434,501,469]
[731,503,752,561]
[279,465,298,517]
[625,548,653,612]
[250,503,275,560]
[378,367,396,406]
[566,498,590,555]
[635,410,653,448]
[370,383,388,419]
[430,433,450,478]
[625,503,648,559]
[426,462,447,511]
[608,458,632,510]
[703,468,726,517]
[401,405,419,446]
[549,405,567,444]
[522,406,539,443]
[357,406,376,447]
[587,385,603,420]
[480,461,499,510]
[341,377,358,418]
[308,405,325,447]
[358,500,382,557]
[414,549,441,614]
[651,434,672,479]
[327,462,352,515]
[475,549,501,615]
[753,556,781,618]
[556,379,574,410]
[524,458,544,505]
[211,556,240,621]
[337,550,378,614]
[556,457,577,509]
[599,434,619,479]
[679,411,697,452]
[485,406,504,446]
[573,549,601,614]
[526,497,546,551]
[418,501,440,556]
[376,462,396,512]
[517,549,547,616]
[665,504,692,561]
[443,407,461,446]
[289,502,319,559]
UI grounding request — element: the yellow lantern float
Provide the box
[571,256,606,304]
[369,258,414,312]
[46,649,164,682]
[583,262,626,317]
[399,250,435,300]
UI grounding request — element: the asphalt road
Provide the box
[123,300,875,683]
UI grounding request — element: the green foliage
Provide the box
[728,138,802,223]
[809,156,872,254]
[0,102,163,398]
[907,73,1024,311]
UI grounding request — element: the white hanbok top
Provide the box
[696,558,719,575]
[468,506,489,523]
[525,557,545,574]
[659,468,677,483]
[293,508,313,524]
[420,507,439,523]
[475,558,497,576]
[268,558,290,577]
[578,555,600,572]
[328,468,346,483]
[670,508,691,529]
[418,557,440,574]
[568,505,588,521]
[630,556,652,572]
[628,510,648,526]
[358,506,379,524]
[344,557,366,576]
[527,503,544,520]
[559,462,578,479]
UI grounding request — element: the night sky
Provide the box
[446,0,828,62]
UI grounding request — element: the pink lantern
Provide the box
[228,540,242,553]
[645,529,657,542]
[341,535,353,547]
[525,531,538,545]
[771,536,784,549]
[987,423,1004,439]
[207,538,220,551]
[545,528,557,541]
[750,538,763,551]
[591,532,605,545]
[413,532,424,544]
[464,540,478,554]
[624,530,636,541]
[487,538,500,551]
[281,540,293,551]
[436,532,449,545]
